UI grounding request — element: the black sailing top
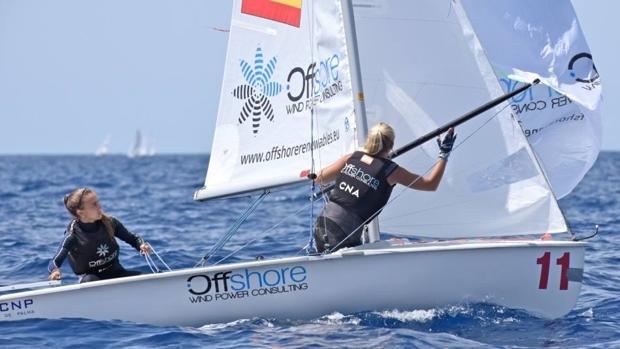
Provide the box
[329,151,399,222]
[48,217,144,275]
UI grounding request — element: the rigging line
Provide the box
[303,0,330,201]
[199,192,267,266]
[327,102,511,253]
[210,193,266,255]
[148,254,161,273]
[305,1,324,254]
[308,77,316,248]
[194,192,268,267]
[144,255,155,273]
[305,113,334,255]
[213,201,313,266]
[310,109,336,252]
[211,194,264,252]
[308,130,316,254]
[144,253,159,273]
[310,106,333,206]
[147,243,172,271]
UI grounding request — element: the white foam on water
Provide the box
[197,318,274,333]
[197,318,252,332]
[314,312,361,326]
[492,316,519,324]
[374,309,439,323]
[581,307,594,320]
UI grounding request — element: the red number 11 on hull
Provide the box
[537,252,570,290]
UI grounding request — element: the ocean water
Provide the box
[0,153,618,348]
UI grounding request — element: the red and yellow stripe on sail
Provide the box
[241,0,302,28]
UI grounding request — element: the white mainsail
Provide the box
[353,0,568,238]
[195,0,359,200]
[460,0,602,199]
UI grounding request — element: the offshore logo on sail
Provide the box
[501,51,599,109]
[186,265,309,304]
[232,46,346,135]
[568,52,600,88]
[498,51,598,137]
[232,46,283,135]
[284,53,345,115]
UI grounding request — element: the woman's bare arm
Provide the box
[389,127,454,191]
[387,159,447,191]
[313,153,352,185]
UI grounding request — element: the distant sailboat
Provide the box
[127,130,155,158]
[95,136,110,157]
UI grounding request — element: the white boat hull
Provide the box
[0,240,585,326]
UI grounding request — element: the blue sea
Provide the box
[0,153,618,348]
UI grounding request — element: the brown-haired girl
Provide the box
[48,188,151,283]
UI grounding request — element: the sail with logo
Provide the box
[194,0,359,200]
[0,0,600,326]
[459,0,602,199]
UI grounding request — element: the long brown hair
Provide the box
[64,187,115,239]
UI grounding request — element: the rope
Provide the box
[149,243,172,271]
[572,225,599,241]
[143,243,172,273]
[308,168,316,253]
[327,102,511,253]
[213,202,313,265]
[306,0,318,255]
[194,191,268,267]
[144,253,159,273]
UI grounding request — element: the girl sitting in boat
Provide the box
[48,188,151,283]
[313,122,455,253]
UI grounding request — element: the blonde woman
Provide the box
[313,122,456,252]
[48,188,151,283]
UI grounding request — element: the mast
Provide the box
[340,0,380,243]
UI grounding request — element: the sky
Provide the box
[0,0,617,154]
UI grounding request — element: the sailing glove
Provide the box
[437,128,457,160]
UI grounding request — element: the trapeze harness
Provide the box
[314,151,399,253]
[48,218,144,283]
